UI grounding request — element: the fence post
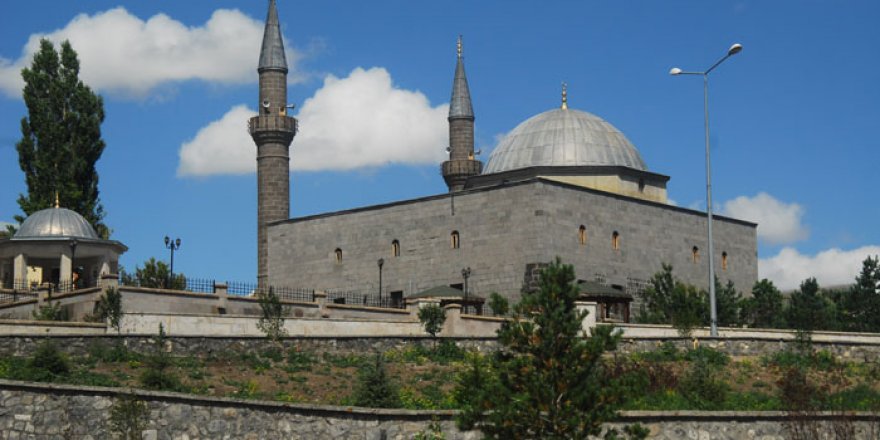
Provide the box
[442,303,462,337]
[99,273,119,290]
[214,282,228,314]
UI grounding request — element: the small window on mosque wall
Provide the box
[392,240,400,257]
[611,231,620,250]
[451,231,460,249]
[722,252,729,271]
[334,248,342,263]
[692,246,700,264]
[578,225,587,245]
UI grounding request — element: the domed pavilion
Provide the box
[0,202,127,291]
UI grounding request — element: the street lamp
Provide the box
[377,258,384,301]
[164,236,181,289]
[670,43,742,337]
[69,238,78,290]
[461,267,471,301]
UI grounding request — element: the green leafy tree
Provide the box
[456,258,645,439]
[256,287,288,341]
[130,258,185,290]
[741,279,786,329]
[418,303,446,347]
[838,255,880,332]
[670,283,706,338]
[637,263,676,323]
[94,286,123,335]
[353,353,400,408]
[15,39,109,238]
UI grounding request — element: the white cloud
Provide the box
[760,246,880,291]
[721,192,808,245]
[177,67,448,176]
[0,7,298,98]
[292,67,447,171]
[177,105,256,176]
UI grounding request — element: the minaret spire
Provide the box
[442,35,482,192]
[251,0,297,288]
[259,0,288,73]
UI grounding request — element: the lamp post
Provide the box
[164,236,181,289]
[461,267,471,301]
[377,258,384,301]
[670,43,742,337]
[69,238,78,290]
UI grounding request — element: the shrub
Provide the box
[94,286,123,334]
[26,340,70,381]
[418,304,446,344]
[257,287,287,341]
[679,354,729,410]
[353,353,400,408]
[139,324,183,392]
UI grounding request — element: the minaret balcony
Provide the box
[249,115,297,146]
[441,159,483,177]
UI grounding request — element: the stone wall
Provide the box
[1,380,878,439]
[268,179,757,304]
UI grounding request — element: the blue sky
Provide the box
[1,1,877,290]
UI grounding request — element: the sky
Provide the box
[1,1,878,291]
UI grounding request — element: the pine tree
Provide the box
[742,279,785,329]
[456,258,644,439]
[16,39,109,238]
[839,256,880,332]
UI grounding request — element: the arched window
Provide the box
[578,225,587,245]
[451,231,460,249]
[334,248,342,263]
[392,240,400,257]
[692,246,700,263]
[722,252,728,271]
[611,231,620,250]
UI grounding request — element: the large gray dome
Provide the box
[14,207,98,240]
[484,108,647,174]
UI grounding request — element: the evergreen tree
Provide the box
[741,279,786,329]
[456,258,644,439]
[636,263,676,323]
[786,277,836,332]
[838,256,880,332]
[15,39,109,238]
[714,278,742,328]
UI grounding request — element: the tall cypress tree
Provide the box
[16,39,108,238]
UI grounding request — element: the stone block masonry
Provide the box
[1,380,878,439]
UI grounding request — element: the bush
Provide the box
[353,353,400,408]
[257,288,288,341]
[94,286,123,333]
[679,354,729,409]
[418,304,446,343]
[683,346,730,367]
[25,340,70,381]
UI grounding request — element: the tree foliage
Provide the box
[457,258,644,439]
[124,258,185,290]
[256,287,287,341]
[786,278,836,334]
[418,303,446,340]
[837,255,880,332]
[352,352,400,408]
[15,39,109,238]
[741,279,785,329]
[94,286,123,335]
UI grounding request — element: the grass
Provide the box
[0,340,877,412]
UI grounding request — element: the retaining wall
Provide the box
[1,380,878,439]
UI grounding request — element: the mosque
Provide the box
[252,1,758,310]
[0,1,758,320]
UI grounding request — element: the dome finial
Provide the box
[561,82,568,110]
[54,191,60,208]
[457,35,462,59]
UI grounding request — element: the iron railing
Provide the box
[226,281,314,302]
[325,289,405,309]
[185,278,216,294]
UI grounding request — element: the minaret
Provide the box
[442,36,482,192]
[250,0,296,287]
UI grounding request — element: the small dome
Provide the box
[484,108,647,174]
[14,207,98,239]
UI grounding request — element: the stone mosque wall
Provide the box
[267,178,757,303]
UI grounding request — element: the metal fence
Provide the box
[185,278,216,294]
[326,289,405,309]
[226,281,315,303]
[119,275,215,294]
